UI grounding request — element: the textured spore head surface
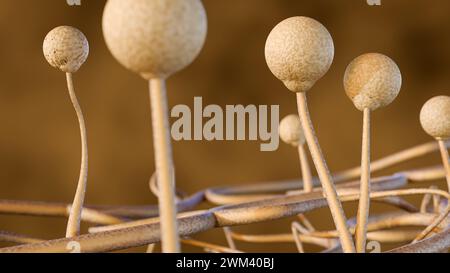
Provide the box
[344,53,402,111]
[43,26,89,73]
[265,16,334,93]
[102,0,207,79]
[420,96,450,140]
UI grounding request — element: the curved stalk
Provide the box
[65,73,89,238]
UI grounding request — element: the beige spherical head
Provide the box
[279,114,306,147]
[344,53,402,111]
[102,0,207,80]
[43,26,89,73]
[420,96,450,140]
[265,16,334,93]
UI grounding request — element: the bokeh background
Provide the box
[0,0,449,252]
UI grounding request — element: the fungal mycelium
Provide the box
[0,3,449,255]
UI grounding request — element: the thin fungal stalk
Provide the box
[334,141,448,182]
[355,108,371,252]
[146,244,155,253]
[65,72,89,238]
[296,92,355,253]
[413,204,450,242]
[291,222,306,253]
[228,229,336,249]
[149,79,180,253]
[181,239,242,254]
[223,227,237,250]
[298,145,313,192]
[420,189,434,213]
[297,214,315,232]
[438,140,450,191]
[279,114,311,191]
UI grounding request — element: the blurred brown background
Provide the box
[0,0,449,252]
